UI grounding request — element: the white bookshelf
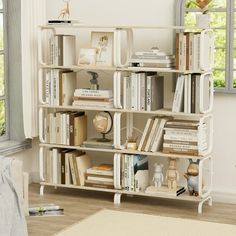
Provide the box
[38,24,214,214]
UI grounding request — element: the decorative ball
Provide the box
[93,111,112,134]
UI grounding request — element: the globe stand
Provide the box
[96,133,111,143]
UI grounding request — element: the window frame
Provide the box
[176,0,236,93]
[0,0,9,141]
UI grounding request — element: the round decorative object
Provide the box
[93,111,113,142]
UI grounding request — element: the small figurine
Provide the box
[165,158,179,189]
[58,0,70,20]
[184,159,200,196]
[87,71,99,90]
[152,163,164,188]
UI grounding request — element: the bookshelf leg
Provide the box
[114,193,121,205]
[40,185,44,196]
[198,196,212,214]
[208,196,213,206]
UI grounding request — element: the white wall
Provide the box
[14,0,236,203]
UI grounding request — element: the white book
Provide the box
[163,143,199,150]
[60,71,76,106]
[140,73,146,111]
[57,152,61,184]
[131,73,138,110]
[144,118,160,152]
[123,76,128,109]
[193,33,201,71]
[182,35,187,70]
[55,112,61,144]
[178,33,184,70]
[87,176,114,183]
[189,33,194,71]
[138,117,155,151]
[49,113,56,143]
[66,113,70,145]
[52,148,58,184]
[62,113,67,145]
[74,89,113,98]
[172,75,185,112]
[62,35,76,66]
[146,75,164,111]
[52,70,59,106]
[184,75,191,113]
[150,118,168,152]
[164,134,202,142]
[137,73,141,111]
[45,71,50,104]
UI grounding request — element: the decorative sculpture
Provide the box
[58,0,70,20]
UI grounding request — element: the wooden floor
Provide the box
[27,184,236,236]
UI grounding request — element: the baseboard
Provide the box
[212,189,236,204]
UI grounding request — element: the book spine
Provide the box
[131,73,138,110]
[163,143,198,150]
[69,113,75,146]
[69,155,77,185]
[176,33,179,70]
[52,148,58,184]
[140,73,146,111]
[65,154,71,185]
[146,76,151,111]
[66,113,70,145]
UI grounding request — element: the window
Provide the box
[0,0,31,155]
[177,0,235,93]
[0,0,8,140]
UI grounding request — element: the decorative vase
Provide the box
[196,13,210,28]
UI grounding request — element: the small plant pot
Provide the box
[196,13,210,28]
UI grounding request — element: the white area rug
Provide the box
[55,209,236,236]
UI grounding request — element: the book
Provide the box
[76,154,91,186]
[82,138,113,149]
[87,176,113,183]
[144,118,160,152]
[172,75,184,112]
[137,117,155,151]
[86,164,113,176]
[145,185,185,196]
[60,71,76,106]
[146,74,163,111]
[74,89,113,98]
[150,118,168,152]
[74,115,87,146]
[84,179,114,189]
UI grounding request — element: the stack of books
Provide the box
[138,117,168,152]
[85,164,114,189]
[123,72,163,111]
[73,89,113,108]
[163,120,207,156]
[129,49,175,68]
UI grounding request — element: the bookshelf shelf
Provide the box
[40,182,211,203]
[38,24,214,214]
[39,105,209,119]
[40,64,212,74]
[39,143,210,160]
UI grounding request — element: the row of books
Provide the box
[45,70,76,106]
[85,164,114,189]
[44,111,87,146]
[49,34,76,66]
[175,32,213,71]
[44,149,91,185]
[163,120,207,156]
[172,74,210,113]
[123,73,163,111]
[115,154,148,192]
[138,117,168,152]
[73,88,114,108]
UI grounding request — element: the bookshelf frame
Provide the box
[38,24,214,214]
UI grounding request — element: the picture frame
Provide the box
[91,31,114,66]
[78,48,97,66]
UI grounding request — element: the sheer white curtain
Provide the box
[21,0,46,138]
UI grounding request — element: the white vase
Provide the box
[196,13,210,29]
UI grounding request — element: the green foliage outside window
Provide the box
[184,0,236,88]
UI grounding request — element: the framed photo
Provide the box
[91,31,114,66]
[78,48,97,66]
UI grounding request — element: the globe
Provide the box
[93,111,113,142]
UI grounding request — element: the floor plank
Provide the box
[27,184,236,236]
